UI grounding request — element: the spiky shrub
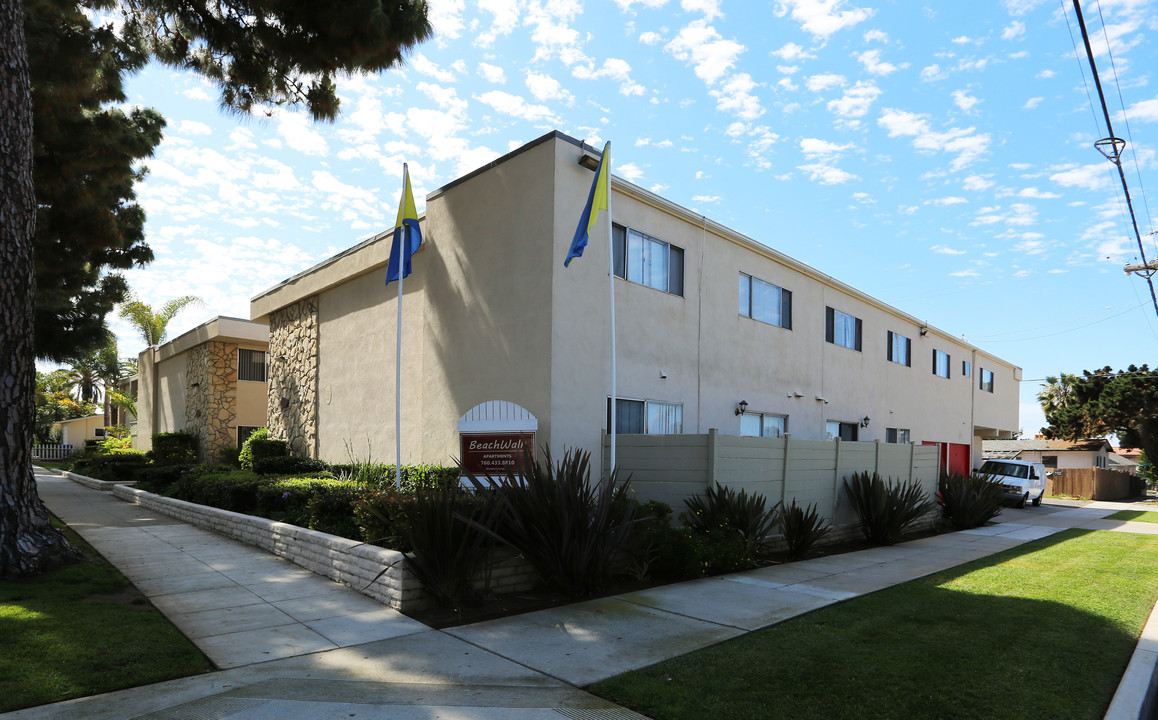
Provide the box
[781,500,831,560]
[843,471,934,545]
[400,488,503,610]
[683,484,781,558]
[465,447,638,597]
[938,471,1004,530]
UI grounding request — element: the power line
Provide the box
[1071,0,1158,319]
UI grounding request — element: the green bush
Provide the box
[844,471,934,545]
[149,432,199,465]
[622,501,700,581]
[780,500,831,560]
[171,469,267,513]
[464,448,638,597]
[354,488,411,550]
[238,428,270,470]
[216,445,242,467]
[72,453,149,483]
[132,465,189,494]
[938,471,1005,530]
[331,463,461,491]
[683,484,780,559]
[252,454,327,475]
[252,477,361,537]
[307,482,362,538]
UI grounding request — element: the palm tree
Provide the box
[118,292,203,347]
[66,354,102,405]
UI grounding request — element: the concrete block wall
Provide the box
[113,485,425,610]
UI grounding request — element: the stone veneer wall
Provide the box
[268,297,319,457]
[185,341,238,462]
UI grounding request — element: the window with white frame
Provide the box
[740,412,787,438]
[739,273,792,329]
[825,420,859,441]
[962,360,972,378]
[238,349,267,382]
[933,349,950,378]
[979,368,995,393]
[612,224,684,296]
[886,427,911,444]
[825,307,862,351]
[887,331,912,366]
[608,398,683,434]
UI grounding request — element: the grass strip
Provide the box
[591,529,1158,720]
[0,519,214,713]
[1105,510,1158,524]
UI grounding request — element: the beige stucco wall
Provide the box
[54,414,106,446]
[252,131,1021,474]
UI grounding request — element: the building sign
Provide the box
[460,432,535,476]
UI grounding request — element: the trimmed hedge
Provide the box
[150,432,199,465]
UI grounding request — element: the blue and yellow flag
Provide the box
[386,164,422,285]
[565,141,610,267]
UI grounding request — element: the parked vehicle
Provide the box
[977,459,1048,508]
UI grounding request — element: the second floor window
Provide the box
[609,398,684,434]
[980,368,995,393]
[826,307,862,351]
[887,331,912,366]
[933,349,950,378]
[741,412,787,438]
[739,273,792,329]
[239,349,267,382]
[613,224,684,296]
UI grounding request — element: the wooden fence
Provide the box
[32,444,77,461]
[1046,468,1135,501]
[605,429,940,526]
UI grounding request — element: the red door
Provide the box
[922,441,971,476]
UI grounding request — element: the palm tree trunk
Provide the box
[0,0,78,577]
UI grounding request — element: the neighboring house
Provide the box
[52,414,107,447]
[250,130,1021,477]
[1108,452,1140,475]
[135,316,270,461]
[982,438,1113,470]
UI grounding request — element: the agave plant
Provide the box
[843,471,934,545]
[780,499,831,560]
[464,447,639,597]
[938,470,1004,530]
[684,484,781,558]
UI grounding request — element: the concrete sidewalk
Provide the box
[6,469,1151,719]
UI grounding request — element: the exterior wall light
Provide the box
[861,416,871,428]
[735,400,748,416]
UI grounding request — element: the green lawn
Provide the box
[0,521,214,713]
[591,529,1158,720]
[1106,510,1158,523]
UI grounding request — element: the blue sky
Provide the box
[96,0,1158,439]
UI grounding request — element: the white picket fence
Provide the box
[32,444,77,461]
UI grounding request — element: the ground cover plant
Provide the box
[0,520,212,712]
[591,529,1158,720]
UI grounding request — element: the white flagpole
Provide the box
[605,144,616,475]
[394,163,407,490]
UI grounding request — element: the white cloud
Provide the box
[926,196,968,206]
[806,73,846,92]
[1036,69,1056,79]
[952,89,980,112]
[428,0,465,38]
[476,0,520,47]
[797,163,858,184]
[475,90,559,122]
[775,0,875,39]
[524,72,573,104]
[177,120,212,136]
[899,205,918,215]
[682,0,722,20]
[613,0,670,8]
[877,108,991,170]
[1122,97,1158,123]
[1018,187,1061,199]
[573,58,646,96]
[864,29,888,43]
[932,244,967,254]
[711,72,764,120]
[920,64,948,82]
[1003,0,1046,16]
[411,53,457,82]
[664,20,746,85]
[950,268,981,277]
[692,194,721,202]
[971,203,1038,226]
[952,36,972,44]
[276,112,329,156]
[1023,96,1043,110]
[1049,163,1112,191]
[856,49,906,76]
[1002,21,1026,40]
[827,81,881,121]
[639,31,663,45]
[770,42,815,61]
[963,174,994,191]
[182,86,211,102]
[618,162,645,182]
[800,137,855,159]
[478,63,506,84]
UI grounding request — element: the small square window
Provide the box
[886,427,911,444]
[239,349,267,382]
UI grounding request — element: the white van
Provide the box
[977,459,1048,508]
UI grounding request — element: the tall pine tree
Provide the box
[1,0,431,578]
